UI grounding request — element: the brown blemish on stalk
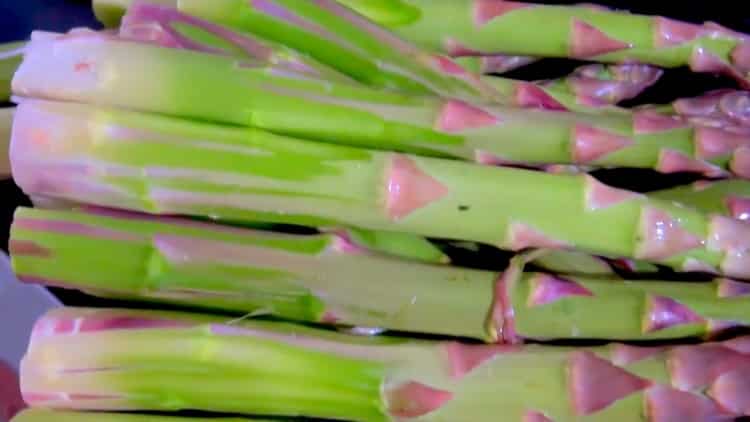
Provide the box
[8,240,51,258]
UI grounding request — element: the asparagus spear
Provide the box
[643,89,750,133]
[102,0,500,102]
[1,41,24,102]
[651,179,750,222]
[15,34,750,178]
[115,1,750,127]
[13,409,264,422]
[539,63,663,106]
[22,306,750,421]
[335,0,750,88]
[115,1,641,113]
[1,108,12,178]
[11,98,750,277]
[12,206,750,342]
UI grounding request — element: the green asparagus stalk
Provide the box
[15,34,750,178]
[12,206,750,342]
[100,0,501,102]
[641,89,750,134]
[115,1,750,130]
[22,306,750,421]
[478,65,661,113]
[9,206,495,340]
[651,179,750,222]
[11,98,750,277]
[115,1,641,114]
[336,0,750,88]
[539,63,663,106]
[1,107,12,178]
[1,41,24,102]
[336,226,447,263]
[118,2,357,86]
[12,410,265,422]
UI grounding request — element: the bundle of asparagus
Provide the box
[4,1,750,421]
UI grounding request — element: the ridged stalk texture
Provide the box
[21,307,750,421]
[11,207,750,343]
[13,34,750,178]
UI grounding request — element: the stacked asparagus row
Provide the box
[15,307,750,421]
[332,0,750,87]
[12,206,750,343]
[5,1,750,421]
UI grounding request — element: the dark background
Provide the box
[1,0,750,254]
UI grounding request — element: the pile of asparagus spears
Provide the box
[3,0,750,421]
